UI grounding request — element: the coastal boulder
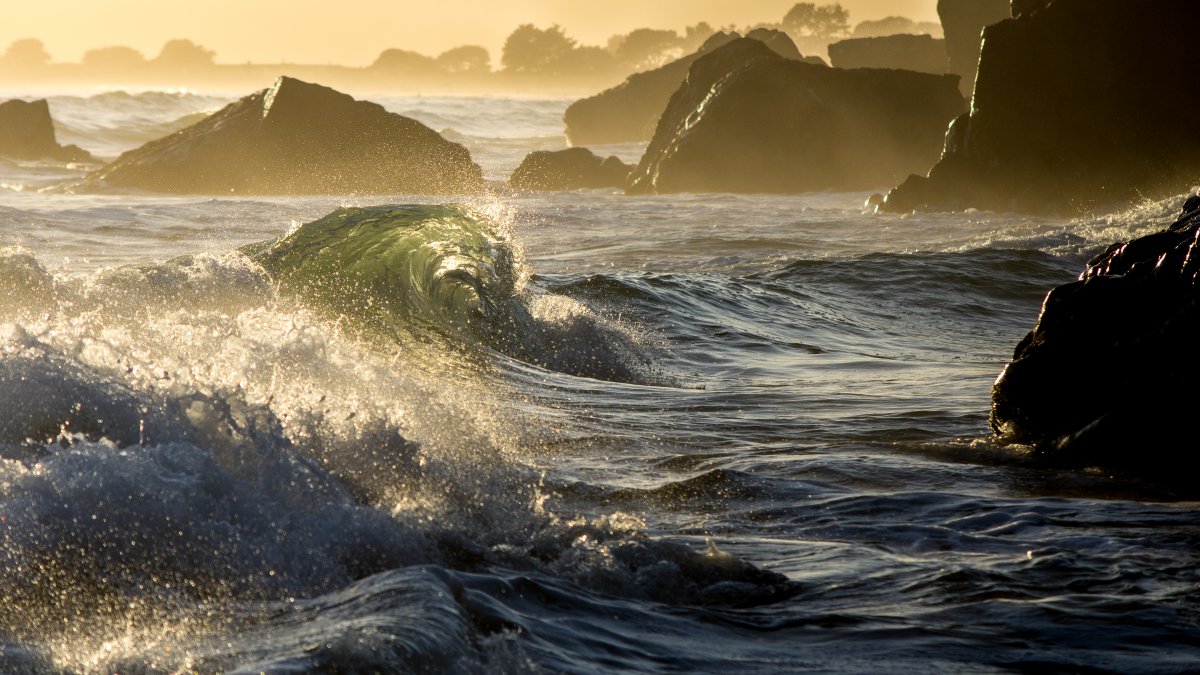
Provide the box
[73,77,483,195]
[827,34,948,74]
[563,31,822,147]
[509,147,630,191]
[991,197,1200,488]
[938,0,1009,96]
[627,38,964,195]
[0,99,93,163]
[884,0,1200,215]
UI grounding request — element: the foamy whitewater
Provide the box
[0,90,1197,673]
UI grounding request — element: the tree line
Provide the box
[0,4,941,87]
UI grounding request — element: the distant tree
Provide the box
[501,24,577,74]
[681,22,718,52]
[436,45,490,73]
[153,39,215,68]
[371,48,438,73]
[851,16,941,38]
[1,39,52,68]
[915,21,943,37]
[782,3,850,37]
[612,28,680,70]
[82,45,146,69]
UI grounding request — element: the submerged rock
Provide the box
[563,31,822,147]
[991,197,1200,489]
[627,38,964,195]
[827,34,948,74]
[938,0,1009,96]
[0,99,93,163]
[71,77,483,195]
[509,147,631,191]
[884,0,1200,215]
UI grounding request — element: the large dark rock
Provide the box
[0,99,93,163]
[563,31,823,147]
[626,38,965,195]
[509,147,631,191]
[938,0,1009,96]
[73,77,482,195]
[827,34,948,74]
[991,197,1200,490]
[885,0,1200,215]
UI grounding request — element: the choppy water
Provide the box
[0,89,1197,673]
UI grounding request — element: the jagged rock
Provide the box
[509,147,630,191]
[563,31,822,147]
[71,77,483,195]
[626,38,964,195]
[884,0,1200,215]
[744,28,806,61]
[991,197,1200,490]
[828,34,948,74]
[0,99,93,163]
[938,0,1009,96]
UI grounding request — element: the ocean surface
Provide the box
[0,89,1197,673]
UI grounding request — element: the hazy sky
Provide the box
[3,1,940,67]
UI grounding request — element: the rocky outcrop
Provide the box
[563,31,823,147]
[0,99,93,163]
[72,77,482,195]
[827,34,948,74]
[991,196,1200,490]
[884,0,1200,215]
[509,147,630,191]
[626,38,964,195]
[743,28,807,61]
[938,0,1009,96]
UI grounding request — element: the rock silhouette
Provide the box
[0,99,93,163]
[827,34,948,74]
[71,77,483,195]
[509,147,630,191]
[884,0,1200,215]
[991,196,1200,490]
[938,0,1009,97]
[627,38,964,195]
[562,30,821,147]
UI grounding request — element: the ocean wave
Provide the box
[247,203,655,383]
[0,224,796,669]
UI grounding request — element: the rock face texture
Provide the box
[509,147,630,191]
[991,197,1200,489]
[562,31,822,147]
[827,34,948,74]
[938,0,1009,96]
[885,0,1200,215]
[0,99,93,163]
[626,38,964,195]
[75,77,483,195]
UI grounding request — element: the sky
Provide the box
[2,1,940,67]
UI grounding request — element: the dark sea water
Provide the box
[0,90,1197,673]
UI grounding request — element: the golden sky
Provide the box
[3,1,940,66]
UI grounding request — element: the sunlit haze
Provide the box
[4,0,939,66]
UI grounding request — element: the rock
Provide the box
[744,28,805,61]
[0,99,93,163]
[990,197,1200,490]
[938,0,1009,96]
[71,76,483,195]
[827,34,948,74]
[563,31,822,147]
[626,38,965,195]
[509,147,630,191]
[884,0,1200,215]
